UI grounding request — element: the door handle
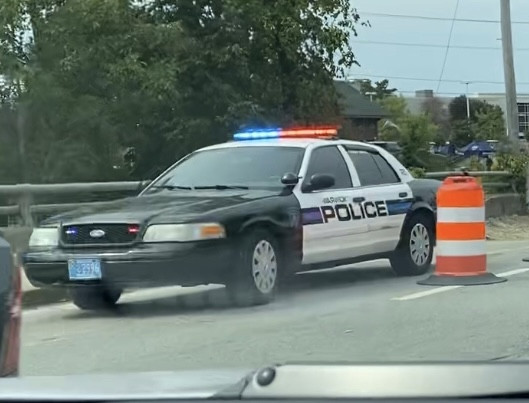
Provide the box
[353,197,365,203]
[399,192,408,198]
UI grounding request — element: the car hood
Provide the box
[5,363,529,400]
[0,369,251,400]
[42,190,280,225]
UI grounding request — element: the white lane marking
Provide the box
[436,240,486,257]
[393,286,462,301]
[438,207,484,223]
[393,268,529,301]
[498,268,529,277]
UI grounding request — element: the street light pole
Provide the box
[500,0,520,146]
[463,81,471,120]
[365,91,377,102]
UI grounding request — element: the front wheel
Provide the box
[225,229,281,306]
[70,285,122,310]
[390,213,434,276]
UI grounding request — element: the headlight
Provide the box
[143,223,226,242]
[28,227,59,247]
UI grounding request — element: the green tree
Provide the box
[472,105,506,141]
[398,114,438,168]
[1,0,188,182]
[448,95,506,146]
[378,95,438,167]
[421,96,450,143]
[378,96,407,141]
[359,79,397,101]
[450,120,474,148]
[0,0,368,183]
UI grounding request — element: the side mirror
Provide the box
[302,173,335,192]
[281,172,299,185]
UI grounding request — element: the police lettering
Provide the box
[320,201,388,223]
[323,196,347,204]
[321,206,336,223]
[375,200,387,216]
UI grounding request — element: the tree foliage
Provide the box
[0,0,366,183]
[378,95,438,168]
[421,97,450,143]
[447,96,506,147]
[359,79,396,100]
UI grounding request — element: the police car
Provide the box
[23,127,440,309]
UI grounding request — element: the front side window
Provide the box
[304,146,352,189]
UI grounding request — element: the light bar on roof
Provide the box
[233,126,338,141]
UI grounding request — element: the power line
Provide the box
[361,11,529,25]
[436,0,459,92]
[351,39,529,52]
[396,89,529,96]
[348,73,529,85]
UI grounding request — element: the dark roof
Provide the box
[334,80,388,119]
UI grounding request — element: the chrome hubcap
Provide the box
[251,240,277,294]
[410,223,430,266]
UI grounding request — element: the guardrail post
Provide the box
[18,192,33,227]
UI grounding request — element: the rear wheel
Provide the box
[70,285,122,310]
[390,213,434,276]
[225,229,280,307]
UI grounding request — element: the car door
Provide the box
[294,145,370,265]
[343,146,412,254]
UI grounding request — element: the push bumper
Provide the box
[23,241,235,288]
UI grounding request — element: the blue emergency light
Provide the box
[233,126,339,141]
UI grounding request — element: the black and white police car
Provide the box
[23,127,440,309]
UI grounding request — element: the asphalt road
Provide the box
[20,240,529,376]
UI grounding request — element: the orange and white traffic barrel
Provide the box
[418,176,506,286]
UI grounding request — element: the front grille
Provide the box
[61,224,139,246]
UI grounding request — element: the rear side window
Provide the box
[346,150,400,186]
[304,146,352,189]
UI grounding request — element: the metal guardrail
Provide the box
[424,171,512,178]
[0,172,517,228]
[424,171,517,192]
[0,181,151,227]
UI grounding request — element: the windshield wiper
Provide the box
[194,185,249,190]
[149,185,194,190]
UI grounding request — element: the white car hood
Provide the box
[0,369,250,401]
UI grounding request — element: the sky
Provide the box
[348,0,529,97]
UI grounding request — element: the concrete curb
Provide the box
[23,288,70,308]
[19,257,71,308]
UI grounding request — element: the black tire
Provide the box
[390,212,434,276]
[225,229,281,307]
[70,285,122,310]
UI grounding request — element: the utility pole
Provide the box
[500,0,520,147]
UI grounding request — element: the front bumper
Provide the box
[23,241,235,288]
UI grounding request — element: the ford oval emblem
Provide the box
[89,229,106,238]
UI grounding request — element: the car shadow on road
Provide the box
[62,263,400,320]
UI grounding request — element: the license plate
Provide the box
[68,258,102,280]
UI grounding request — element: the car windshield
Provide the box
[148,146,304,190]
[5,0,529,396]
